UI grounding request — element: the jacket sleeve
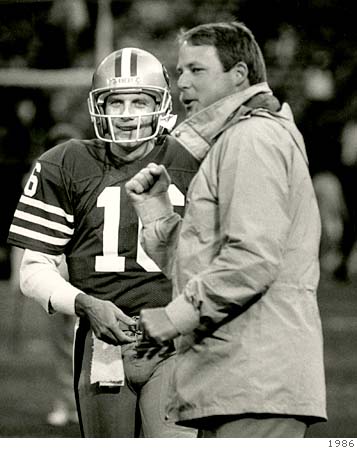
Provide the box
[166,120,292,334]
[20,249,83,315]
[134,192,183,278]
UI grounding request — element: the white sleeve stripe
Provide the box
[14,210,74,235]
[9,224,71,246]
[19,195,74,222]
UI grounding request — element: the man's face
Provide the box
[105,92,156,147]
[176,42,237,117]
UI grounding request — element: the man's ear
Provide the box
[230,61,249,87]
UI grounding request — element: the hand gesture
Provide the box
[125,162,171,205]
[75,293,137,346]
[136,307,179,358]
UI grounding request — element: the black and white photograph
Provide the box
[0,0,356,442]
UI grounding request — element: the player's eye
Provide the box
[108,99,122,106]
[135,100,147,107]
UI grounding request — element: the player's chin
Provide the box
[112,131,136,144]
[113,127,152,147]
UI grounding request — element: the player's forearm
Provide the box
[20,249,83,315]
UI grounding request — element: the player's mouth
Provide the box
[117,125,137,132]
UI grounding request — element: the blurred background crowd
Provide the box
[0,0,356,438]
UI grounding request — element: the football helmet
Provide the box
[88,48,175,144]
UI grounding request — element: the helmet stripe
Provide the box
[121,48,131,77]
[114,49,138,78]
[130,51,137,76]
[115,53,122,77]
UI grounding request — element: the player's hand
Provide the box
[136,307,179,358]
[75,293,137,346]
[125,163,171,204]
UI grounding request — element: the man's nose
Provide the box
[177,72,191,90]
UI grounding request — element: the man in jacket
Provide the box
[125,22,327,438]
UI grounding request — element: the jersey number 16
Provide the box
[95,185,184,273]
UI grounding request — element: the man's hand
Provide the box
[125,163,171,204]
[75,293,136,346]
[136,307,180,358]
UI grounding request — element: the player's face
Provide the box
[177,42,236,118]
[105,92,156,146]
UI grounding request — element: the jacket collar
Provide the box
[254,103,309,164]
[171,82,273,161]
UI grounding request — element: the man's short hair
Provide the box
[178,21,267,85]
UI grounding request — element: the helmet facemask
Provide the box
[88,48,177,144]
[88,87,174,144]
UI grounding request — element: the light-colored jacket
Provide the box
[138,83,327,425]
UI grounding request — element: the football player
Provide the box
[7,48,198,438]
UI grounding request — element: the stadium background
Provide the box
[0,0,356,438]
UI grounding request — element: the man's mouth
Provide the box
[182,99,196,108]
[181,99,198,115]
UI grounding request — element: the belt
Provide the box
[119,315,143,339]
[120,316,176,358]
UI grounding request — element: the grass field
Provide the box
[0,271,356,438]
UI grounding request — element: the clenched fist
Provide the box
[125,162,171,204]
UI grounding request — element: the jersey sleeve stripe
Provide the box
[9,225,71,246]
[20,195,74,222]
[14,210,74,235]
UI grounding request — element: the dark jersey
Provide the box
[8,137,198,316]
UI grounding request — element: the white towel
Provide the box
[90,333,125,387]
